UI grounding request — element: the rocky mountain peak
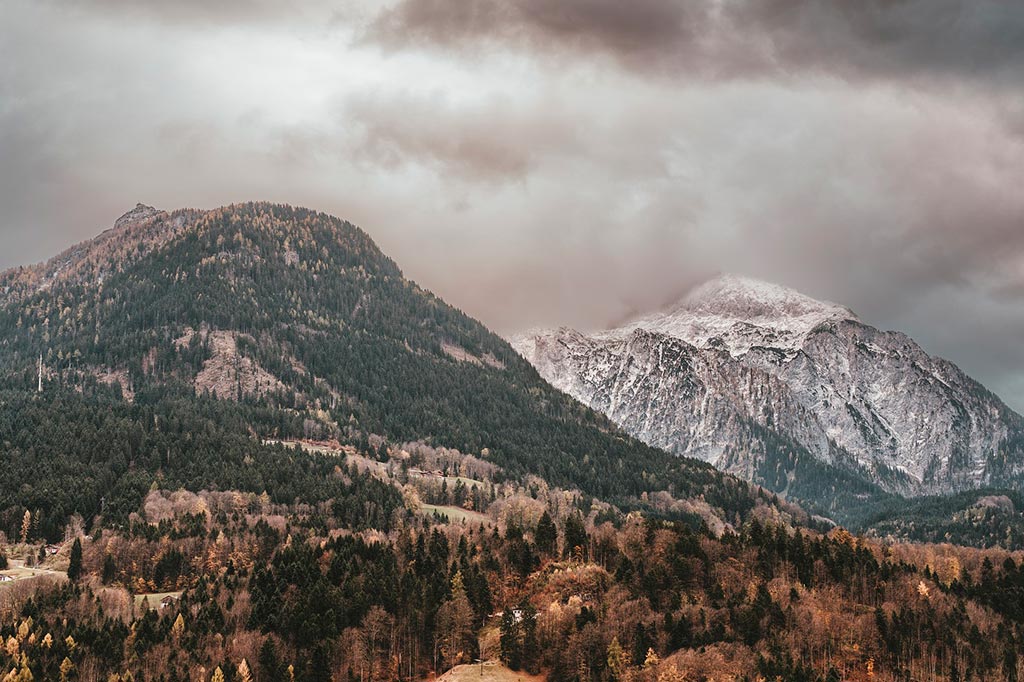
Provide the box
[678,274,852,320]
[512,274,1024,508]
[113,202,163,229]
[609,274,856,358]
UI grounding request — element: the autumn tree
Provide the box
[361,607,392,681]
[171,614,185,641]
[59,657,75,682]
[236,659,252,682]
[607,637,629,681]
[437,572,476,670]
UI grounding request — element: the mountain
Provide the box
[0,204,777,540]
[511,274,1024,516]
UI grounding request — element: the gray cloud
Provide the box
[370,0,1024,84]
[371,0,703,62]
[341,92,581,181]
[43,0,353,25]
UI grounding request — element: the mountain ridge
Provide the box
[512,274,1024,512]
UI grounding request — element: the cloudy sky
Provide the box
[3,0,1024,407]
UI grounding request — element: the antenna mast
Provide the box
[37,354,43,393]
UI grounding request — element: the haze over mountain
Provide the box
[512,275,1024,511]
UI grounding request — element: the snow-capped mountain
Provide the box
[511,275,1024,504]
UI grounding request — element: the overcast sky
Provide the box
[3,0,1024,408]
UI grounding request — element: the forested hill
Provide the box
[0,202,770,537]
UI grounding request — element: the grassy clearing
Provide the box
[0,559,67,585]
[409,471,488,489]
[419,504,490,525]
[441,475,488,488]
[434,661,544,682]
[134,591,183,611]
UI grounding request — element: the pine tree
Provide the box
[308,643,332,682]
[437,572,475,669]
[210,668,224,682]
[67,538,83,582]
[499,609,520,670]
[519,600,539,675]
[535,511,557,557]
[102,554,116,584]
[259,639,282,682]
[563,513,588,561]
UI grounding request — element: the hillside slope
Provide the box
[0,203,770,538]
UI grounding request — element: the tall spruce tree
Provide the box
[67,538,83,582]
[535,511,557,557]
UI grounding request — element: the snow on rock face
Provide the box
[608,274,857,358]
[511,275,1024,498]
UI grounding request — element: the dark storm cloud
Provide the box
[371,0,703,63]
[371,0,1024,83]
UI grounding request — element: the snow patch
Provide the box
[607,274,856,358]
